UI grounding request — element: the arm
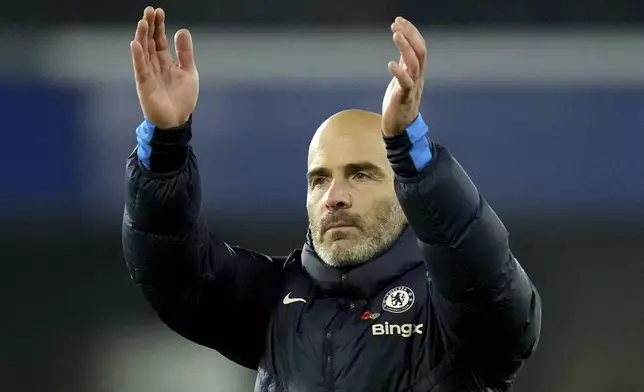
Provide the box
[123,117,284,369]
[384,114,542,384]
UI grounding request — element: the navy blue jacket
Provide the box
[122,116,541,391]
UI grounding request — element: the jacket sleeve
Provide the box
[384,117,542,385]
[122,118,284,370]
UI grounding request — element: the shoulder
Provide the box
[267,248,303,271]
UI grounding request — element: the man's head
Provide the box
[306,109,407,268]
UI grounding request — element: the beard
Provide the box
[310,198,408,268]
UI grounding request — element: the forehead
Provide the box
[308,129,389,170]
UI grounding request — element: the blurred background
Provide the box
[1,1,643,392]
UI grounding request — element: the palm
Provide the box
[382,59,417,134]
[132,7,199,129]
[137,59,198,127]
[381,17,427,136]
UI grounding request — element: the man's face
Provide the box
[306,111,407,268]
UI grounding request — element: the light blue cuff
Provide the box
[136,119,156,169]
[406,113,432,172]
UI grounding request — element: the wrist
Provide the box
[383,113,432,177]
[382,113,421,137]
[154,115,192,132]
[137,115,192,172]
[147,114,192,131]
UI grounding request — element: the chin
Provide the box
[329,238,354,249]
[323,236,349,251]
[326,228,357,242]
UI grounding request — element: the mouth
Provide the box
[324,222,356,232]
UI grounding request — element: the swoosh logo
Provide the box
[283,292,307,305]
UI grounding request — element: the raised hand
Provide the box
[381,17,427,136]
[131,7,199,129]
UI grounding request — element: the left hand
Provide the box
[381,17,427,136]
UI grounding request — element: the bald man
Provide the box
[307,110,408,267]
[123,7,541,392]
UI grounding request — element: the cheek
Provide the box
[307,190,326,212]
[355,186,390,209]
[307,201,325,232]
[361,194,396,221]
[306,194,321,219]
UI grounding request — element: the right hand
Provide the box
[131,7,199,129]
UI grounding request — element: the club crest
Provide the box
[382,286,415,314]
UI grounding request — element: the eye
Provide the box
[353,172,371,180]
[310,177,328,187]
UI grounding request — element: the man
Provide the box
[123,6,542,391]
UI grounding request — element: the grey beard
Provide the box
[311,201,407,268]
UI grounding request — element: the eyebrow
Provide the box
[345,162,386,177]
[307,161,386,182]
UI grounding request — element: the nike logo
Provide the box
[283,292,307,305]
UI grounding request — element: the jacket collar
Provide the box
[301,226,424,298]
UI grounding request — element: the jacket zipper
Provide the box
[324,328,334,392]
[323,275,353,391]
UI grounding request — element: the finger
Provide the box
[145,7,157,56]
[154,8,174,66]
[388,61,414,92]
[391,17,427,69]
[135,19,149,66]
[131,40,149,84]
[141,7,154,54]
[175,29,196,71]
[393,31,419,80]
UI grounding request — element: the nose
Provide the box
[323,180,352,211]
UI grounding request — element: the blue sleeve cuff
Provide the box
[406,113,432,172]
[136,119,156,169]
[383,113,433,178]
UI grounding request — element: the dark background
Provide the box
[0,1,643,391]
[2,0,644,26]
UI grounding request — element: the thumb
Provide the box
[174,29,196,71]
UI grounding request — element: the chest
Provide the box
[263,267,435,392]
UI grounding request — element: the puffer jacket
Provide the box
[122,116,541,391]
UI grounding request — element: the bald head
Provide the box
[308,109,386,167]
[306,109,407,268]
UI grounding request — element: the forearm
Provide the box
[384,114,511,299]
[123,142,208,291]
[124,115,215,291]
[127,116,198,234]
[124,119,242,291]
[396,148,512,300]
